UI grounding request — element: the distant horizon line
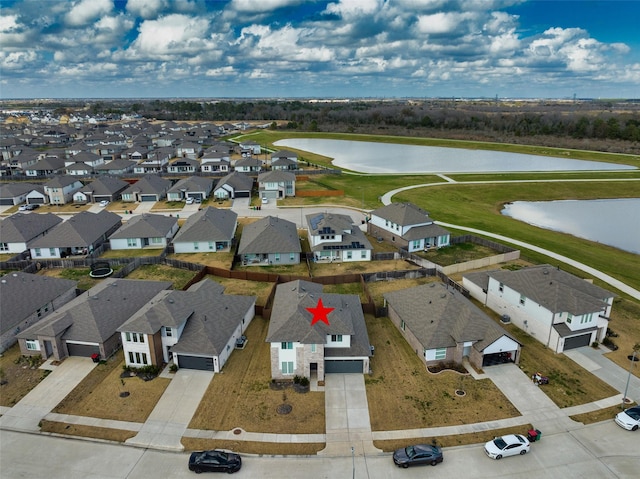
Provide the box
[2,96,640,103]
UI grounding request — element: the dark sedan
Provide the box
[188,450,242,474]
[393,444,443,468]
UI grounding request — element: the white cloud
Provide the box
[126,0,169,19]
[230,0,305,13]
[65,0,113,27]
[0,50,38,70]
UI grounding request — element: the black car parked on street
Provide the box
[188,450,242,474]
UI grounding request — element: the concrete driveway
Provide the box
[0,357,96,432]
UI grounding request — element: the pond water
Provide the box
[501,198,640,254]
[273,138,636,173]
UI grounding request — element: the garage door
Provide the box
[0,198,14,205]
[29,197,45,204]
[140,195,157,202]
[177,355,214,371]
[235,191,250,198]
[187,193,203,200]
[564,333,592,350]
[325,360,363,374]
[66,342,100,357]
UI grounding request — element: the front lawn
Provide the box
[188,317,326,435]
[52,350,170,422]
[365,315,521,431]
[0,344,50,407]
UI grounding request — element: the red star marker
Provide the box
[307,298,334,326]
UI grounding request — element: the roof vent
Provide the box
[168,298,174,303]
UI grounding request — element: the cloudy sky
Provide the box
[1,0,639,99]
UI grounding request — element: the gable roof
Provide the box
[167,176,213,193]
[81,176,129,195]
[122,174,171,195]
[214,171,253,192]
[29,210,121,248]
[44,176,82,189]
[0,182,43,198]
[464,264,615,316]
[384,282,518,351]
[238,216,301,255]
[172,206,237,243]
[371,202,434,226]
[257,170,296,183]
[0,272,77,335]
[109,213,177,239]
[266,280,371,356]
[94,159,137,171]
[0,213,62,243]
[17,279,172,343]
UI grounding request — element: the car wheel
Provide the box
[632,425,638,431]
[402,464,409,468]
[520,450,527,455]
[496,455,502,460]
[431,460,438,466]
[194,468,202,474]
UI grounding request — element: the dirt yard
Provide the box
[0,344,49,407]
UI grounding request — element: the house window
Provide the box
[281,342,293,350]
[281,361,294,374]
[400,320,405,331]
[127,238,136,247]
[130,352,148,365]
[498,282,504,293]
[151,237,163,244]
[331,335,343,342]
[125,332,131,341]
[164,327,172,337]
[208,242,214,250]
[49,248,56,256]
[26,340,40,351]
[519,294,526,306]
[412,240,420,249]
[34,248,41,257]
[311,344,316,353]
[275,253,280,262]
[0,243,8,252]
[193,242,199,251]
[566,313,572,324]
[435,348,447,360]
[290,252,296,261]
[361,250,367,258]
[581,313,593,324]
[346,251,352,259]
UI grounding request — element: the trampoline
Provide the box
[89,261,113,278]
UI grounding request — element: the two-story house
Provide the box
[306,212,372,262]
[43,177,84,205]
[257,170,296,201]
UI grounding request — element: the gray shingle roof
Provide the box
[81,176,129,196]
[215,171,253,192]
[172,207,237,243]
[463,264,614,315]
[0,213,62,243]
[109,213,177,239]
[17,279,172,343]
[122,174,171,196]
[29,210,121,248]
[384,282,518,352]
[0,182,42,198]
[371,202,434,226]
[44,176,82,188]
[257,170,295,183]
[167,176,213,193]
[0,272,77,335]
[238,216,301,255]
[266,280,371,357]
[403,223,450,240]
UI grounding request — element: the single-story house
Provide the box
[94,158,137,175]
[72,176,129,204]
[266,280,372,381]
[167,158,200,174]
[0,213,62,254]
[16,279,172,361]
[270,150,299,170]
[0,182,43,206]
[166,176,213,202]
[368,202,451,251]
[24,157,65,177]
[384,282,521,370]
[237,216,301,266]
[306,212,372,262]
[29,210,122,258]
[462,265,615,353]
[109,213,179,250]
[213,171,253,199]
[172,207,237,254]
[121,175,171,202]
[0,272,78,353]
[118,279,256,371]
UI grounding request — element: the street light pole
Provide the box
[351,446,355,479]
[622,349,637,410]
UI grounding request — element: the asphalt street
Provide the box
[1,420,638,479]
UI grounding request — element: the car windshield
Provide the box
[405,446,416,458]
[625,408,640,419]
[493,438,507,449]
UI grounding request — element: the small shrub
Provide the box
[298,376,310,387]
[169,364,178,373]
[591,341,599,348]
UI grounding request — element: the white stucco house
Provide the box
[462,265,615,353]
[306,212,372,262]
